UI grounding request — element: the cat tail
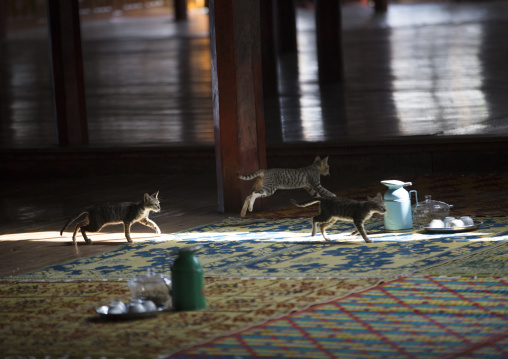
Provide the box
[237,170,265,181]
[60,211,87,236]
[290,199,321,208]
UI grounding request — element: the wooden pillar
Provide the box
[315,0,344,84]
[374,0,388,13]
[275,0,297,54]
[260,0,278,97]
[46,0,88,146]
[209,0,268,213]
[174,0,187,21]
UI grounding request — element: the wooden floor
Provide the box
[0,172,224,278]
[1,1,508,147]
[1,1,508,278]
[0,170,374,278]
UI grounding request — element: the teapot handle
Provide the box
[409,190,418,211]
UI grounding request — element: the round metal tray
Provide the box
[422,221,482,234]
[96,305,166,320]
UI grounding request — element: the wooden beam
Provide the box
[46,0,88,146]
[209,0,268,213]
[315,0,344,84]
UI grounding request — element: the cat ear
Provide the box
[367,193,382,201]
[144,193,151,202]
[152,191,159,198]
[323,156,329,163]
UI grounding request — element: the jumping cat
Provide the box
[60,192,161,245]
[238,156,336,217]
[291,193,386,243]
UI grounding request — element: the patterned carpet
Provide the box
[171,276,508,359]
[7,216,508,281]
[417,241,508,277]
[0,277,380,358]
[3,175,508,358]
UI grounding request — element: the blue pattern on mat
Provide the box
[7,217,507,281]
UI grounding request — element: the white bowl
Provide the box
[108,300,127,314]
[450,219,465,228]
[128,300,146,313]
[428,219,445,228]
[460,216,474,226]
[143,300,157,312]
[443,217,455,228]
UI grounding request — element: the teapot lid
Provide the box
[420,195,452,209]
[381,180,412,187]
[128,268,168,286]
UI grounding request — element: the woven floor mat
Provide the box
[0,277,381,358]
[417,240,508,277]
[8,216,507,281]
[172,276,508,359]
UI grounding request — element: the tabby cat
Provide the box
[238,156,336,217]
[291,193,386,243]
[60,192,161,245]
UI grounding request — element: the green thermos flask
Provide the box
[171,245,206,311]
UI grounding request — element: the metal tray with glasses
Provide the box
[96,298,170,321]
[96,305,166,320]
[422,221,482,234]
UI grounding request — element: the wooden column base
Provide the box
[210,0,268,214]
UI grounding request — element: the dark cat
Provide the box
[60,192,161,245]
[291,193,386,243]
[238,156,336,217]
